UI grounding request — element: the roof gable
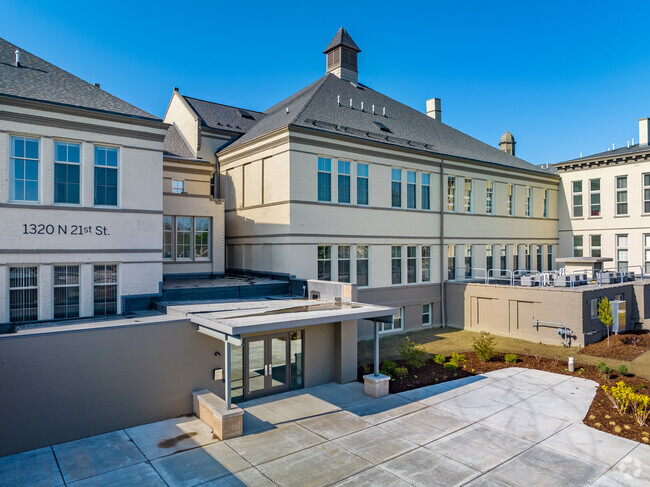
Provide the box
[0,37,159,120]
[182,96,265,134]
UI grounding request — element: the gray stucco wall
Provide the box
[0,320,224,457]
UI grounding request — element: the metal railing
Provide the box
[487,268,514,286]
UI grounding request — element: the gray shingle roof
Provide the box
[0,37,159,120]
[556,143,650,166]
[183,96,265,134]
[224,74,552,175]
[164,124,196,159]
[323,27,361,53]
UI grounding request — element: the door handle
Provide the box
[265,364,270,376]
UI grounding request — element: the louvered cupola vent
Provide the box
[323,27,361,83]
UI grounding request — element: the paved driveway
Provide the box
[1,367,649,486]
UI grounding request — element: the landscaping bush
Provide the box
[597,361,612,377]
[449,352,467,367]
[504,353,518,364]
[630,392,650,426]
[617,364,628,375]
[473,332,497,362]
[394,367,408,380]
[602,381,650,426]
[443,362,458,371]
[398,337,428,370]
[379,360,397,378]
[433,354,446,365]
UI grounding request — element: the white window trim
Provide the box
[53,139,82,207]
[9,135,41,204]
[172,179,185,194]
[93,145,120,208]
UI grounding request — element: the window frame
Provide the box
[616,176,628,216]
[317,245,332,281]
[93,263,118,316]
[9,266,38,323]
[486,181,494,215]
[422,303,432,326]
[356,163,369,205]
[447,246,456,280]
[464,178,473,213]
[380,307,404,333]
[464,244,473,278]
[573,235,584,257]
[391,168,402,208]
[93,145,119,207]
[507,184,514,216]
[421,245,431,282]
[644,234,650,274]
[337,160,351,204]
[338,245,350,283]
[317,157,332,202]
[421,173,430,210]
[572,180,583,218]
[391,245,402,285]
[10,135,40,203]
[53,264,80,319]
[175,216,193,261]
[447,176,456,212]
[589,178,601,217]
[616,234,628,272]
[406,245,417,283]
[525,186,532,217]
[163,216,174,261]
[194,217,211,261]
[590,234,601,258]
[356,245,369,287]
[543,189,549,218]
[172,179,185,194]
[53,140,81,205]
[406,171,417,209]
[644,174,650,214]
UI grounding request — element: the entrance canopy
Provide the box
[164,298,396,338]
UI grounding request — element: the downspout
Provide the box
[440,159,446,327]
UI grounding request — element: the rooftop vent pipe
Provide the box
[14,49,20,67]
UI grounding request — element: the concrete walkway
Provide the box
[1,367,649,486]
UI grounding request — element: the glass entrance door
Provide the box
[244,332,297,400]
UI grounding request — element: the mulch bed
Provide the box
[359,351,650,443]
[579,330,650,361]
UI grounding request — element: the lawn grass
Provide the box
[358,326,650,381]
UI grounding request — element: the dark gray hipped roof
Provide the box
[556,143,650,166]
[224,74,551,175]
[164,125,196,159]
[183,96,266,134]
[0,37,159,120]
[323,27,361,53]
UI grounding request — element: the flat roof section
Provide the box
[163,298,397,336]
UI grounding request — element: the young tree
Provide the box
[598,297,614,347]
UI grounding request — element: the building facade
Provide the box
[555,118,650,274]
[0,38,168,324]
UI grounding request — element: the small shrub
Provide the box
[362,364,371,375]
[617,365,629,375]
[379,360,397,378]
[630,392,650,426]
[473,332,497,362]
[443,362,458,371]
[602,382,633,415]
[449,352,467,367]
[504,353,518,364]
[433,354,446,365]
[398,337,428,370]
[394,366,408,380]
[577,368,585,375]
[598,361,612,377]
[552,355,560,367]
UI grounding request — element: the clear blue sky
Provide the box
[4,0,650,164]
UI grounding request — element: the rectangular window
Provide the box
[590,234,601,258]
[465,245,473,278]
[547,245,553,271]
[543,189,549,218]
[644,174,650,214]
[525,245,531,270]
[317,157,331,202]
[421,173,430,210]
[421,246,431,282]
[507,184,514,216]
[94,146,118,206]
[447,176,456,211]
[94,264,117,316]
[590,178,600,216]
[391,169,402,208]
[338,245,350,283]
[54,141,80,204]
[486,245,493,271]
[380,307,404,333]
[407,245,417,283]
[422,304,431,326]
[406,171,416,209]
[616,176,628,215]
[525,186,532,217]
[338,160,351,203]
[572,180,583,217]
[448,246,456,280]
[317,245,331,280]
[53,265,80,319]
[176,217,192,259]
[513,246,519,271]
[464,179,473,213]
[357,163,369,205]
[10,136,39,202]
[356,245,369,287]
[194,218,210,260]
[486,181,494,214]
[500,245,507,273]
[163,216,173,260]
[644,235,650,273]
[392,245,402,285]
[616,234,628,272]
[536,245,542,271]
[573,235,583,257]
[9,266,38,322]
[172,179,185,194]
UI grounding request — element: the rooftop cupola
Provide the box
[323,27,361,83]
[499,131,516,156]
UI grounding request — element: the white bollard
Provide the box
[568,357,575,373]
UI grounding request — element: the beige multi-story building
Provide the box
[165,28,560,338]
[555,118,650,274]
[0,38,168,324]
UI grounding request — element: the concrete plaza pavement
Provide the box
[1,367,649,486]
